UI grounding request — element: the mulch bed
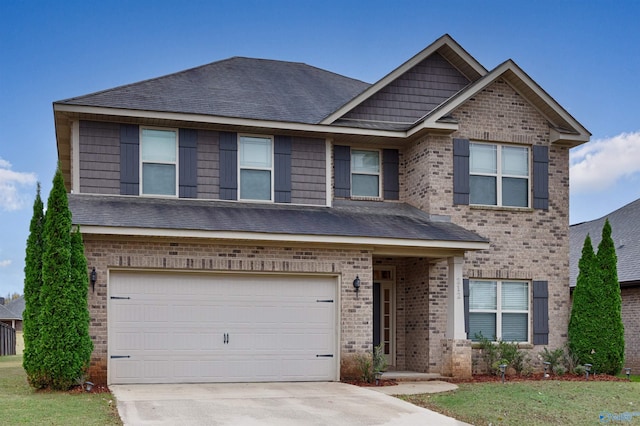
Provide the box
[342,379,398,387]
[448,372,626,383]
[67,384,112,394]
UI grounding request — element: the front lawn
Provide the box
[400,381,640,425]
[0,355,121,425]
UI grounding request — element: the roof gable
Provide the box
[415,60,591,146]
[321,34,487,126]
[56,57,370,124]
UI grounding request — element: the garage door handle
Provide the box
[223,333,229,344]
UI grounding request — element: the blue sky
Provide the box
[1,0,639,296]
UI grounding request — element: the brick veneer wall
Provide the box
[83,236,373,384]
[402,78,572,372]
[621,287,640,372]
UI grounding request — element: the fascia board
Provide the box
[320,34,487,125]
[79,225,490,252]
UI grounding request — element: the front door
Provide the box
[373,267,395,366]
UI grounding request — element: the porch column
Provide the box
[446,256,465,339]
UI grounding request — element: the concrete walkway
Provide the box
[371,380,459,395]
[111,381,469,426]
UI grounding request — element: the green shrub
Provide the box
[553,365,567,376]
[476,334,530,375]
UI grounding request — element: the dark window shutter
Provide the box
[274,135,292,203]
[533,280,549,345]
[334,145,351,198]
[383,149,399,200]
[373,282,381,348]
[120,124,139,195]
[219,132,238,200]
[179,129,198,198]
[532,146,549,210]
[463,279,470,338]
[453,138,470,205]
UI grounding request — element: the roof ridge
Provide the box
[571,197,640,227]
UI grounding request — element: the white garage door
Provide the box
[108,271,337,384]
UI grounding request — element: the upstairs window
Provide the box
[469,280,529,342]
[239,135,273,201]
[470,143,529,207]
[351,149,380,197]
[141,128,178,196]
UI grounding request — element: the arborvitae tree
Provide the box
[594,219,624,374]
[38,167,92,389]
[568,234,598,367]
[69,226,93,378]
[22,183,45,386]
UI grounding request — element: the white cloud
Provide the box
[570,131,640,193]
[0,259,11,268]
[0,157,37,211]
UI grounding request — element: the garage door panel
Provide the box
[109,272,337,384]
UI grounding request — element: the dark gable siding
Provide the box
[532,145,549,210]
[291,137,326,205]
[342,53,470,124]
[452,138,470,205]
[219,132,238,200]
[120,123,140,195]
[79,121,120,194]
[197,130,220,199]
[333,145,351,198]
[274,135,292,203]
[179,129,198,198]
[383,149,399,200]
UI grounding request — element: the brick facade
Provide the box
[621,287,640,372]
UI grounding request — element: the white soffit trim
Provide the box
[422,60,590,144]
[320,34,487,125]
[79,225,490,251]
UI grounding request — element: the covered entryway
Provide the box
[108,271,337,384]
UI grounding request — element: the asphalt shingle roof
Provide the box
[57,57,370,124]
[68,195,487,244]
[570,198,640,287]
[4,296,24,320]
[0,304,19,321]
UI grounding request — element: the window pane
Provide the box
[470,175,497,205]
[469,281,497,310]
[502,146,528,176]
[142,163,176,195]
[351,150,379,174]
[502,313,528,342]
[469,313,496,341]
[352,174,379,197]
[470,143,497,174]
[502,177,528,207]
[502,282,529,310]
[240,169,271,200]
[142,129,176,162]
[240,137,272,168]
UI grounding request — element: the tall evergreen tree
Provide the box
[568,234,598,367]
[22,183,45,386]
[69,226,93,377]
[38,167,92,389]
[594,219,624,374]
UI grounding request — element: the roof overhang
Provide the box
[79,225,490,258]
[418,60,591,147]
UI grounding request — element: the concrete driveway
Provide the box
[110,382,469,425]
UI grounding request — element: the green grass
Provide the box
[0,355,121,425]
[618,374,640,383]
[400,381,640,426]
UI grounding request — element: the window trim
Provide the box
[139,126,179,197]
[350,148,382,198]
[469,279,531,343]
[469,142,531,208]
[238,133,274,202]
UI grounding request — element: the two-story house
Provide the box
[53,35,590,385]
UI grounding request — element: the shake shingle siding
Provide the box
[79,121,120,194]
[291,137,326,205]
[197,130,220,199]
[343,53,469,124]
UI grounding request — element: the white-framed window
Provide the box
[351,149,380,197]
[470,142,529,207]
[239,135,273,201]
[140,128,178,196]
[469,280,530,342]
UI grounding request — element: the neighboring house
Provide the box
[52,34,589,385]
[0,296,24,331]
[570,198,640,372]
